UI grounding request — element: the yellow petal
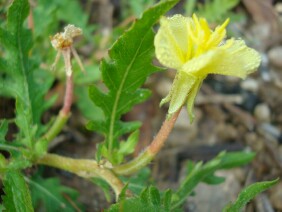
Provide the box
[154,15,192,69]
[182,39,261,79]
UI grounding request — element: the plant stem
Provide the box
[42,112,69,143]
[41,74,73,144]
[61,74,73,116]
[113,109,181,175]
[37,153,125,200]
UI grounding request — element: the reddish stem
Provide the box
[148,109,181,154]
[61,74,73,116]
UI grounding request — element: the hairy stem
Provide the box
[113,109,181,175]
[37,153,125,200]
[41,74,73,144]
[61,74,73,116]
[42,111,69,143]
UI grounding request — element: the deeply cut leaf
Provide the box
[28,174,81,212]
[0,0,53,149]
[106,186,180,212]
[171,151,255,209]
[224,178,279,212]
[87,0,178,164]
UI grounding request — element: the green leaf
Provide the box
[171,151,255,209]
[143,186,161,205]
[74,64,103,121]
[7,158,31,170]
[119,130,139,155]
[196,0,241,23]
[126,0,155,18]
[106,186,178,212]
[91,177,112,202]
[0,120,8,142]
[184,0,197,16]
[88,0,178,164]
[120,167,151,195]
[28,174,81,212]
[202,174,225,185]
[0,119,32,170]
[2,170,34,212]
[224,178,279,212]
[0,119,32,169]
[0,0,53,149]
[33,0,94,43]
[118,183,129,201]
[163,189,173,211]
[0,154,7,172]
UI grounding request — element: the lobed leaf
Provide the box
[106,186,180,212]
[28,174,81,212]
[224,178,279,212]
[0,0,53,150]
[120,167,151,195]
[171,151,255,209]
[87,0,178,164]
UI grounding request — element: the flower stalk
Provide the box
[113,109,181,175]
[61,74,73,115]
[42,74,73,143]
[40,25,83,145]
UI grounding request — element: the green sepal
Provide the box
[160,71,200,122]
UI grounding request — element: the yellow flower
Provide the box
[154,14,261,122]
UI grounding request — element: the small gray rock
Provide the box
[241,78,259,93]
[268,46,282,69]
[254,103,271,123]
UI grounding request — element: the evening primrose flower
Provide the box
[154,14,261,122]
